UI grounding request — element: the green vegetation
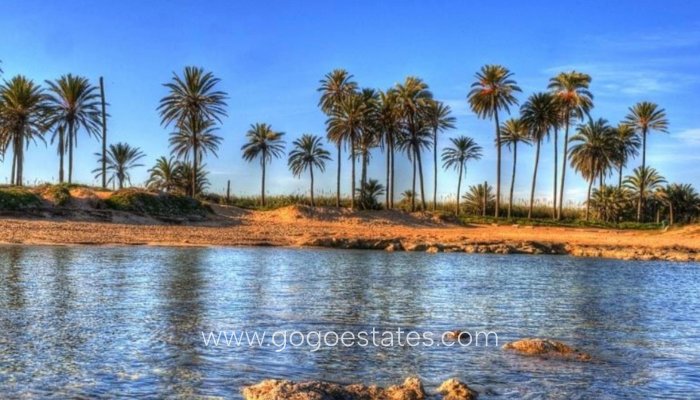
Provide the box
[0,187,42,210]
[43,183,72,206]
[106,189,208,218]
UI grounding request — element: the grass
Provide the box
[106,189,209,217]
[0,187,43,210]
[41,183,72,206]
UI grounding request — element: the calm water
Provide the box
[1,245,699,399]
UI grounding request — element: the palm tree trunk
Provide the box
[557,116,571,220]
[637,128,647,222]
[16,137,24,186]
[385,135,391,208]
[361,151,367,189]
[456,161,463,214]
[192,139,198,197]
[310,167,315,207]
[416,144,427,211]
[100,76,108,189]
[411,156,416,212]
[482,180,487,217]
[669,203,674,226]
[336,142,341,207]
[433,128,438,211]
[58,128,65,183]
[494,111,501,218]
[528,140,541,219]
[508,144,517,219]
[68,120,74,184]
[350,136,356,210]
[618,163,623,190]
[585,178,593,221]
[552,127,558,220]
[261,156,266,207]
[390,140,395,209]
[10,138,17,186]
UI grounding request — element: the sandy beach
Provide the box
[0,204,698,262]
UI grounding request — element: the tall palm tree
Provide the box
[146,156,181,192]
[45,74,101,183]
[158,66,228,196]
[569,118,617,220]
[168,115,222,187]
[612,123,641,189]
[548,71,593,219]
[0,75,48,186]
[624,101,668,221]
[318,69,358,207]
[93,142,145,190]
[441,136,482,214]
[326,93,366,209]
[624,166,666,222]
[241,123,285,207]
[467,64,521,218]
[520,92,558,219]
[377,89,402,208]
[288,134,331,206]
[395,76,433,211]
[499,118,531,219]
[425,100,456,210]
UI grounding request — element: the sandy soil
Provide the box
[0,204,698,262]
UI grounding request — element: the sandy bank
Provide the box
[0,204,698,262]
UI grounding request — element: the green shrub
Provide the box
[44,184,72,206]
[106,189,208,217]
[0,187,42,210]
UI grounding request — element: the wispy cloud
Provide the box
[674,128,700,145]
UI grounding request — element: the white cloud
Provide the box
[674,128,700,145]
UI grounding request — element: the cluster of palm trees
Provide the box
[1,61,698,224]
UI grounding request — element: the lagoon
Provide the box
[1,245,699,398]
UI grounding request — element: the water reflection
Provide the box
[0,246,699,398]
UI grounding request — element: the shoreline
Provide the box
[0,205,698,262]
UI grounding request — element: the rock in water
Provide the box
[502,338,591,361]
[437,379,478,400]
[241,377,425,400]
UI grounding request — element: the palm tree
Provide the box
[45,74,101,183]
[168,115,222,190]
[468,65,521,218]
[425,100,456,210]
[326,93,366,209]
[463,182,494,216]
[590,185,630,223]
[612,123,641,189]
[146,156,181,192]
[548,71,593,219]
[288,134,331,206]
[520,92,558,219]
[357,179,385,210]
[241,123,285,207]
[658,183,700,225]
[624,166,666,222]
[499,118,531,219]
[318,69,358,207]
[93,142,145,190]
[0,75,48,186]
[377,89,402,208]
[395,76,433,211]
[569,119,617,220]
[624,102,668,221]
[441,136,482,214]
[177,162,210,196]
[158,66,228,196]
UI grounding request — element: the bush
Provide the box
[43,184,72,206]
[105,189,208,217]
[0,187,43,210]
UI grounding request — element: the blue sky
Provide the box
[1,0,699,204]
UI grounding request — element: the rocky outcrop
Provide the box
[437,379,478,400]
[241,377,425,400]
[503,338,591,361]
[301,236,698,262]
